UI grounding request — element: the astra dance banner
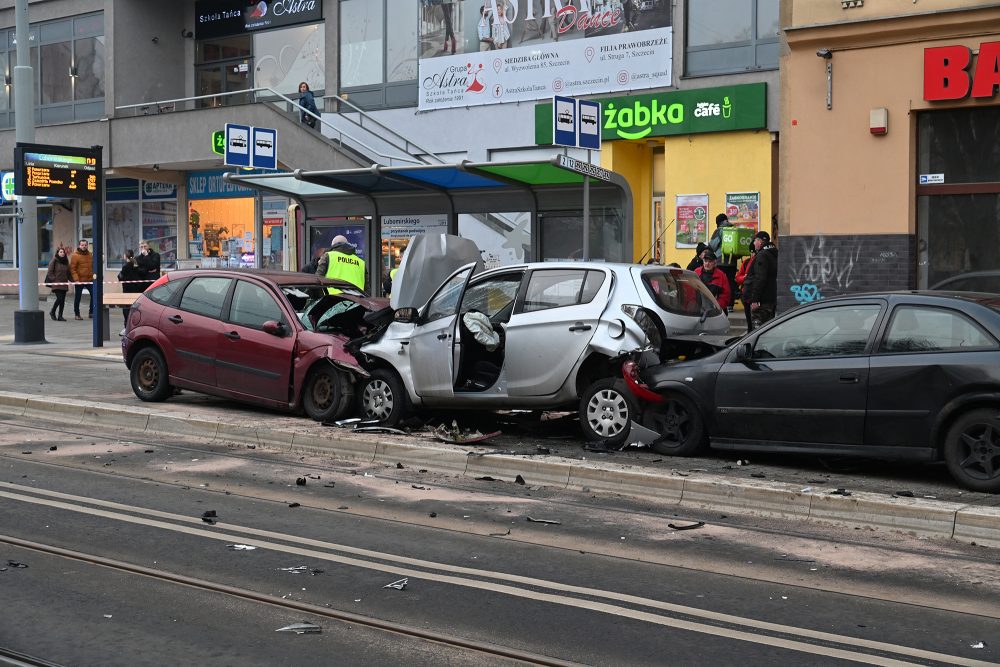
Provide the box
[418,0,672,111]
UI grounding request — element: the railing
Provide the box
[113,87,427,167]
[328,94,445,165]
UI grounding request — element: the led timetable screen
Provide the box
[13,143,101,199]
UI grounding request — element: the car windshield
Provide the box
[641,271,723,318]
[280,284,366,334]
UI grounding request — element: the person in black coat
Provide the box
[298,82,319,129]
[119,249,147,325]
[747,231,778,328]
[135,241,160,289]
[686,242,708,272]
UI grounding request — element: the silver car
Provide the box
[356,238,728,444]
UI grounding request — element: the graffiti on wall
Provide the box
[787,236,861,303]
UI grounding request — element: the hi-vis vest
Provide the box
[324,250,365,294]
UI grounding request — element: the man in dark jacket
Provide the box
[135,241,161,290]
[747,231,777,328]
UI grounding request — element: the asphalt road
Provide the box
[1,419,998,666]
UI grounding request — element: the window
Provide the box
[642,270,721,317]
[754,305,881,359]
[523,270,602,313]
[461,274,523,319]
[425,267,472,322]
[254,25,325,97]
[685,0,778,76]
[339,0,418,109]
[147,277,188,306]
[230,281,284,329]
[879,306,997,354]
[195,35,252,107]
[180,277,231,319]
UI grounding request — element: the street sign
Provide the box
[212,130,225,155]
[578,100,602,151]
[252,127,277,169]
[556,154,614,182]
[553,96,577,148]
[225,123,251,168]
[13,143,101,199]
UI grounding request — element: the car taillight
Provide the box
[621,305,662,347]
[622,360,664,403]
[146,274,169,291]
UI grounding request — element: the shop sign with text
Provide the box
[535,83,766,143]
[924,42,1000,101]
[195,0,322,40]
[418,0,672,111]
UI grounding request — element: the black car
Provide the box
[625,292,1000,492]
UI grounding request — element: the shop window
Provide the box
[254,25,324,98]
[0,213,12,266]
[188,198,256,268]
[196,35,252,108]
[339,0,418,109]
[916,108,1000,288]
[106,179,178,269]
[262,197,289,270]
[685,0,778,76]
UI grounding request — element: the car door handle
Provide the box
[168,315,183,324]
[569,323,592,332]
[437,333,450,340]
[223,331,240,341]
[839,373,859,383]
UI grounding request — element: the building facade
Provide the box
[781,0,1000,311]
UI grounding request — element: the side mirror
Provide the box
[394,307,418,324]
[734,342,752,363]
[262,320,286,336]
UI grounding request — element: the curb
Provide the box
[1,391,998,548]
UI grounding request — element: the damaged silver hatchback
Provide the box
[355,235,729,444]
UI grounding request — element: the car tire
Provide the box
[944,408,1000,493]
[642,394,706,456]
[303,364,353,422]
[579,379,636,447]
[358,368,407,427]
[130,347,172,402]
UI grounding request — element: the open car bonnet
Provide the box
[390,234,484,310]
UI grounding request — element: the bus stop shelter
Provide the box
[225,155,633,296]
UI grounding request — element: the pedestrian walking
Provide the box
[118,249,146,325]
[747,231,778,328]
[695,250,732,311]
[316,235,366,293]
[70,239,94,320]
[135,241,160,290]
[44,247,70,321]
[298,82,319,129]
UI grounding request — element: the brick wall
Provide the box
[777,234,915,313]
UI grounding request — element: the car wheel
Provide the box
[944,408,1000,493]
[303,364,353,422]
[579,379,635,447]
[358,369,407,427]
[130,347,172,402]
[642,394,705,456]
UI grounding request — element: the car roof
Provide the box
[165,268,357,289]
[472,262,696,278]
[797,290,1000,309]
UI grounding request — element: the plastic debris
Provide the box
[526,517,561,525]
[338,506,349,510]
[894,490,914,498]
[476,476,497,482]
[971,641,986,649]
[428,512,437,518]
[383,578,408,590]
[144,449,154,453]
[514,474,526,485]
[467,449,517,457]
[775,556,815,563]
[750,472,766,479]
[489,529,511,537]
[396,462,405,469]
[334,418,362,427]
[668,521,706,531]
[801,487,813,493]
[433,421,501,444]
[275,622,322,634]
[227,544,257,551]
[6,561,28,568]
[49,446,57,451]
[202,517,216,525]
[103,614,112,619]
[535,446,551,455]
[411,485,427,490]
[277,566,324,576]
[202,510,217,518]
[355,426,408,435]
[288,502,301,508]
[296,477,307,486]
[830,488,852,497]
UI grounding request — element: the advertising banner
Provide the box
[725,191,759,230]
[675,194,708,249]
[418,0,672,111]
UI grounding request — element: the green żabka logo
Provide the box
[603,96,735,140]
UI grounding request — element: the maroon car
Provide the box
[121,269,389,422]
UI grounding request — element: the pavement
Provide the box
[1,295,999,548]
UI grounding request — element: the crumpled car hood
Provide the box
[390,234,484,310]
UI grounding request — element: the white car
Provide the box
[355,235,729,444]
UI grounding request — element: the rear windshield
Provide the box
[642,271,723,317]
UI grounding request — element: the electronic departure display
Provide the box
[13,143,102,199]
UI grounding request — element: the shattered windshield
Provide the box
[281,284,371,335]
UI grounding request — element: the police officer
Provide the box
[316,235,366,293]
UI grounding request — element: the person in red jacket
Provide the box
[695,250,731,311]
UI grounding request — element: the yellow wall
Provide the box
[603,131,774,266]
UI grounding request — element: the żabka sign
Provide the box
[924,42,1000,101]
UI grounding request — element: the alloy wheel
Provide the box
[957,422,1000,481]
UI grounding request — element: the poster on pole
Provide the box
[725,191,760,230]
[675,194,708,248]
